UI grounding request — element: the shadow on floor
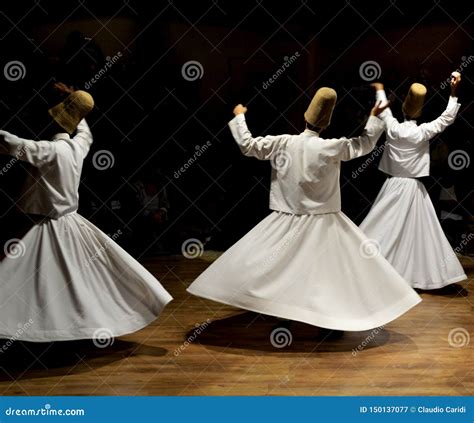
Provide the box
[416,283,469,297]
[185,311,415,355]
[0,339,167,381]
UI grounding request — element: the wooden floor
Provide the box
[0,255,472,396]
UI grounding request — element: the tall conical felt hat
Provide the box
[48,90,94,134]
[402,83,426,119]
[304,87,337,128]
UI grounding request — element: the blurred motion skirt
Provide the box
[188,210,421,331]
[360,177,467,289]
[0,212,172,342]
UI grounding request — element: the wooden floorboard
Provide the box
[0,255,472,396]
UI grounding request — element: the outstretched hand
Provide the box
[370,100,390,117]
[233,104,248,116]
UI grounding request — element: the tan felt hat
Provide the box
[304,87,337,129]
[402,83,426,119]
[48,90,94,134]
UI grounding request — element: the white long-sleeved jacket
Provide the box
[0,119,93,218]
[229,114,384,215]
[376,90,460,178]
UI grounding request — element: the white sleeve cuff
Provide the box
[229,113,246,125]
[448,96,459,106]
[375,90,389,107]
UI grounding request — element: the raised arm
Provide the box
[228,104,285,160]
[418,72,461,142]
[336,102,386,161]
[371,82,403,135]
[337,117,384,161]
[0,130,56,167]
[54,83,93,155]
[73,119,93,156]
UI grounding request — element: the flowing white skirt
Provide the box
[360,177,467,289]
[0,212,172,342]
[187,210,421,331]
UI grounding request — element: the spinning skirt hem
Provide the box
[187,210,421,331]
[187,287,420,332]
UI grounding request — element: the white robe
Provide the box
[377,92,460,178]
[187,114,421,331]
[360,91,467,289]
[0,120,172,342]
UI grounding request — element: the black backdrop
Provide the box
[0,0,472,256]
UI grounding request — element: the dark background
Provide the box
[0,0,472,257]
